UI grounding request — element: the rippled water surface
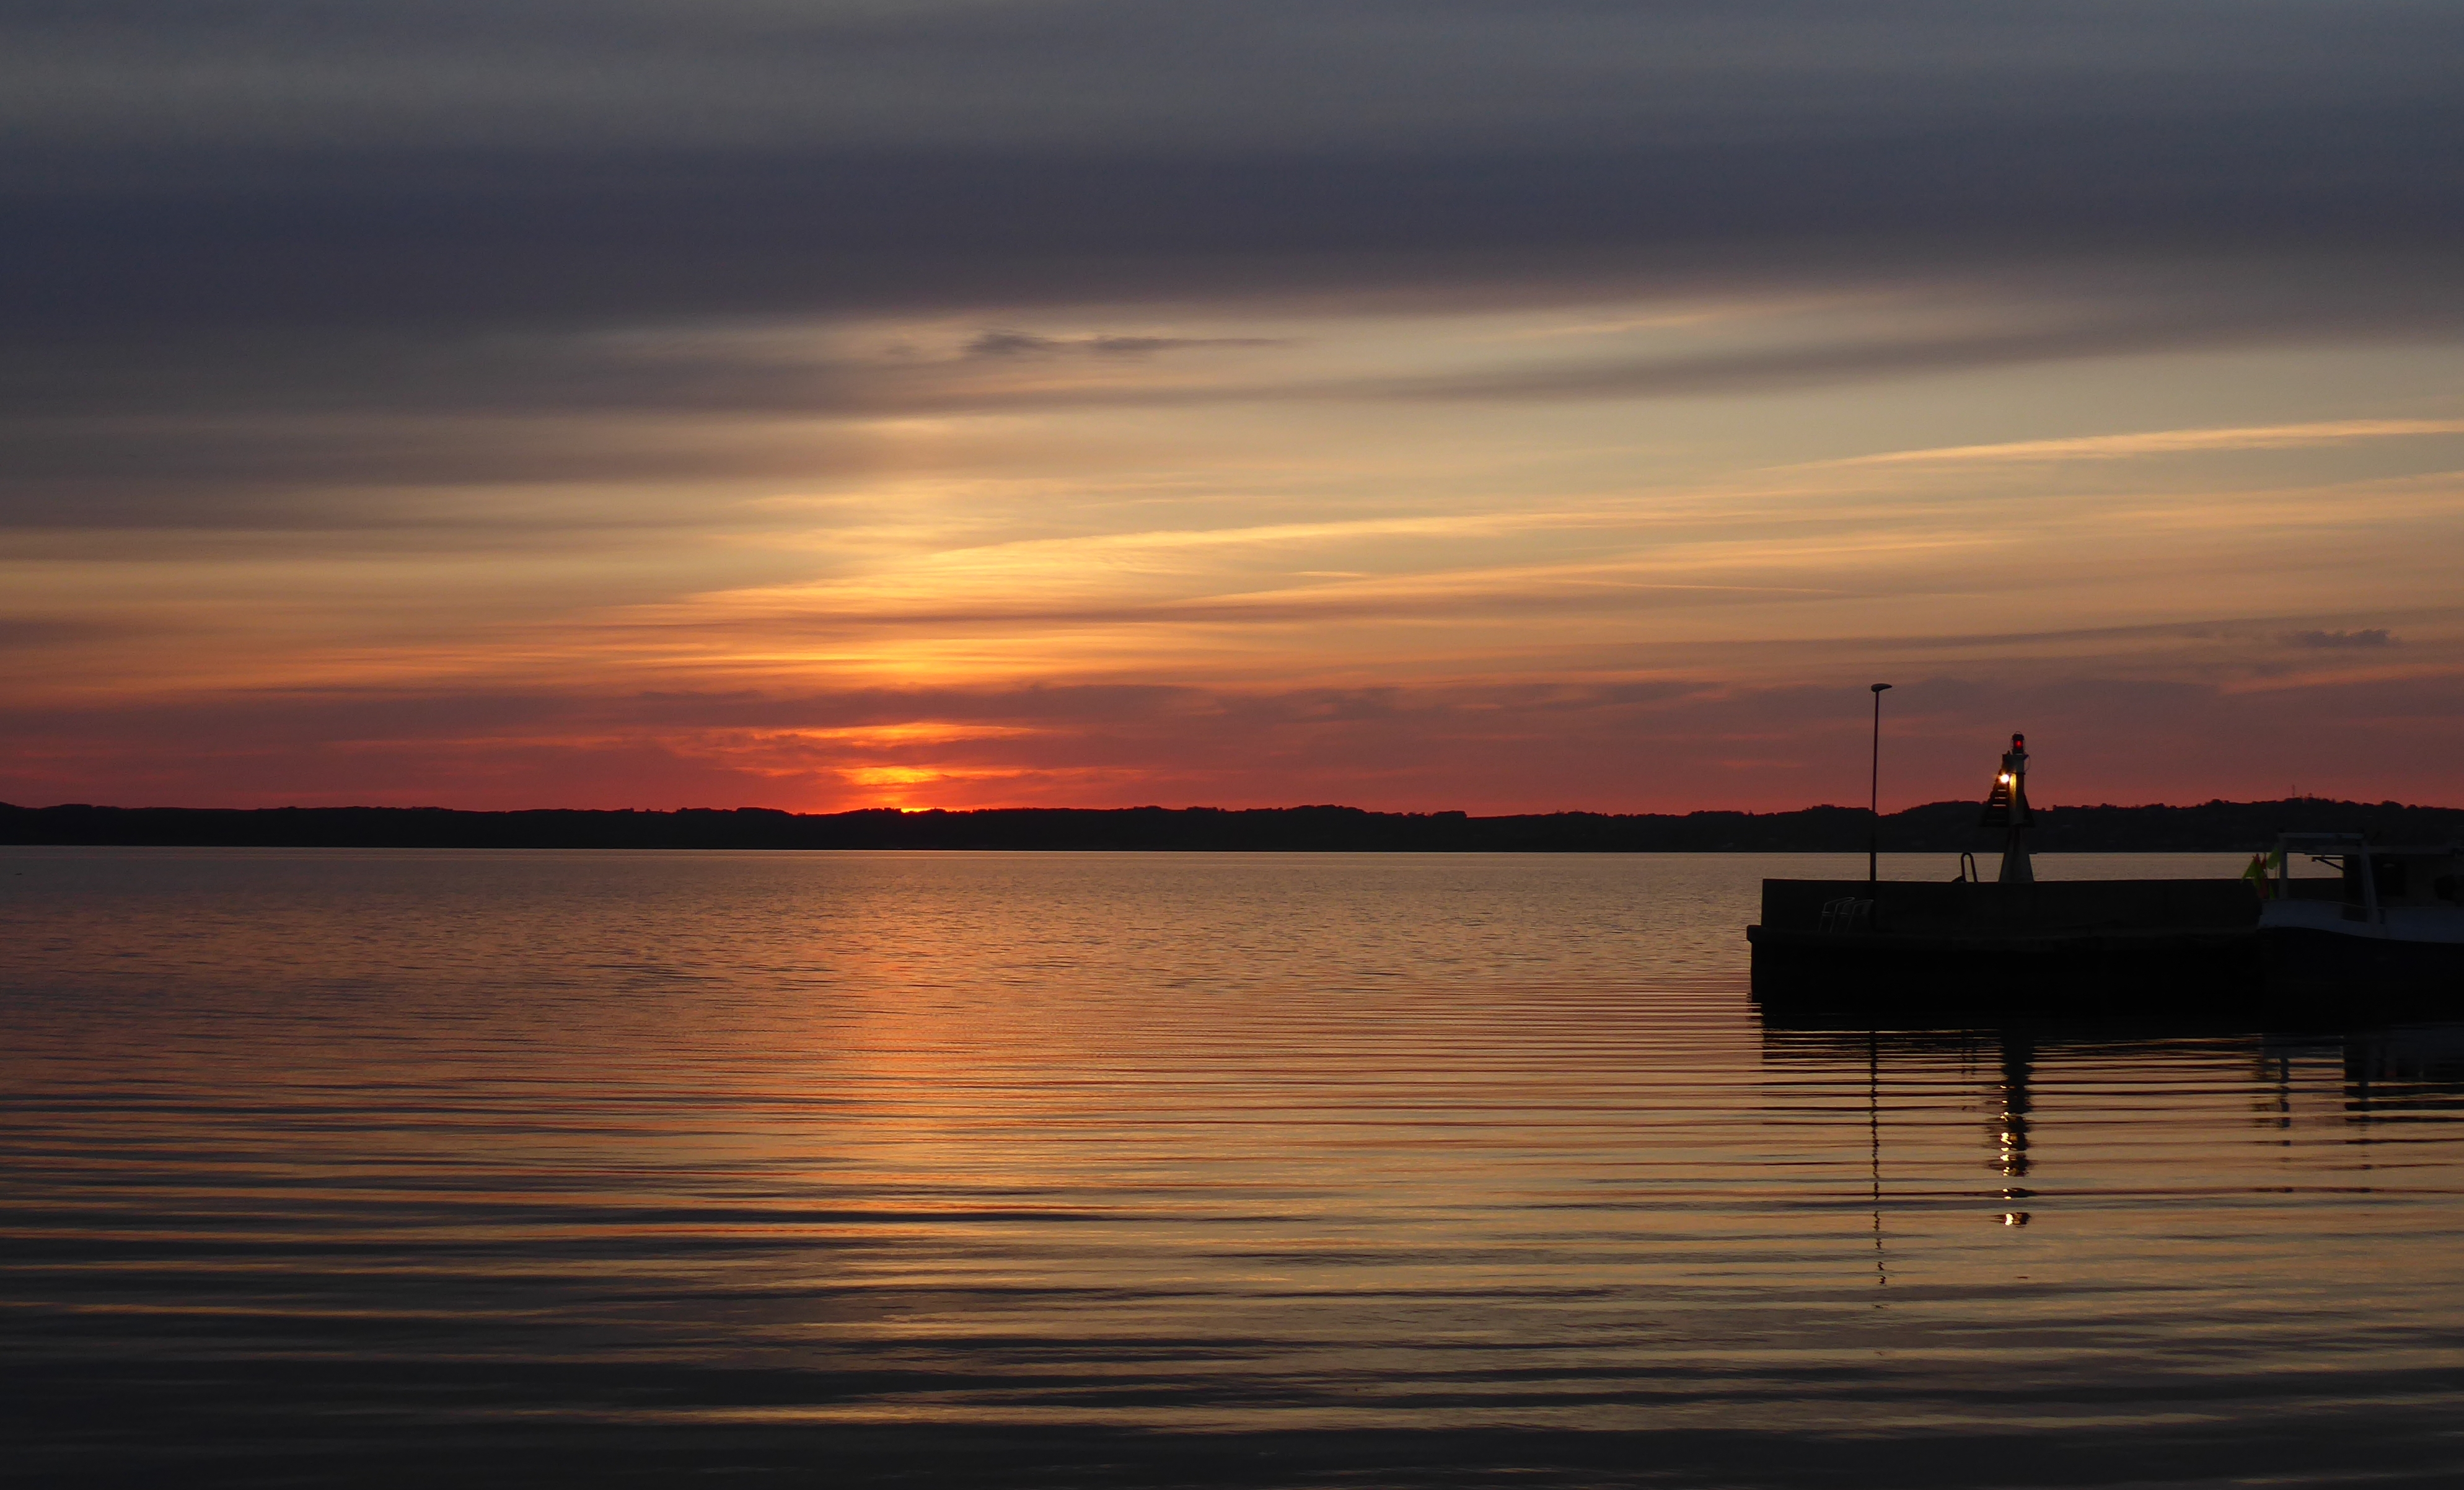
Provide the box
[6,849,2462,1488]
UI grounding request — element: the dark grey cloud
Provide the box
[12,255,2459,529]
[0,616,142,651]
[9,1,2459,162]
[964,329,1282,359]
[6,1,2463,529]
[0,407,892,533]
[2289,628,2397,648]
[12,117,2460,340]
[6,3,2461,335]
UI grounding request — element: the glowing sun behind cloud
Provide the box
[6,4,2463,811]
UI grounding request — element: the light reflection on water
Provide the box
[4,849,2462,1487]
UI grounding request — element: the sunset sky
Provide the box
[6,2,2462,813]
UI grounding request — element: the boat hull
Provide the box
[2259,925,2464,1005]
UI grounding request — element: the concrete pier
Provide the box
[1747,878,2261,1010]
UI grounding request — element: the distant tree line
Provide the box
[4,798,2459,852]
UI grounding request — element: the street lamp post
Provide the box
[1868,683,1893,883]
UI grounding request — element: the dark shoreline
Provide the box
[6,798,2460,853]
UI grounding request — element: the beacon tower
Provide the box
[1979,733,2034,884]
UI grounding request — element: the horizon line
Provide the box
[7,796,2457,819]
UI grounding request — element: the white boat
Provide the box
[2258,833,2464,998]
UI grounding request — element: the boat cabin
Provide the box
[2267,833,2464,922]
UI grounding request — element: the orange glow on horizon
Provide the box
[8,301,2464,814]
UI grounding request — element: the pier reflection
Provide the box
[2342,1023,2464,1118]
[1758,1012,2464,1229]
[1994,1034,2031,1185]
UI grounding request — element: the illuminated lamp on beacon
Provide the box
[1979,733,2035,884]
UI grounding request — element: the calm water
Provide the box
[5,849,2461,1488]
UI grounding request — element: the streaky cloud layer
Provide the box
[4,3,2462,811]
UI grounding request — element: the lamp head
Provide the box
[1871,682,1893,694]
